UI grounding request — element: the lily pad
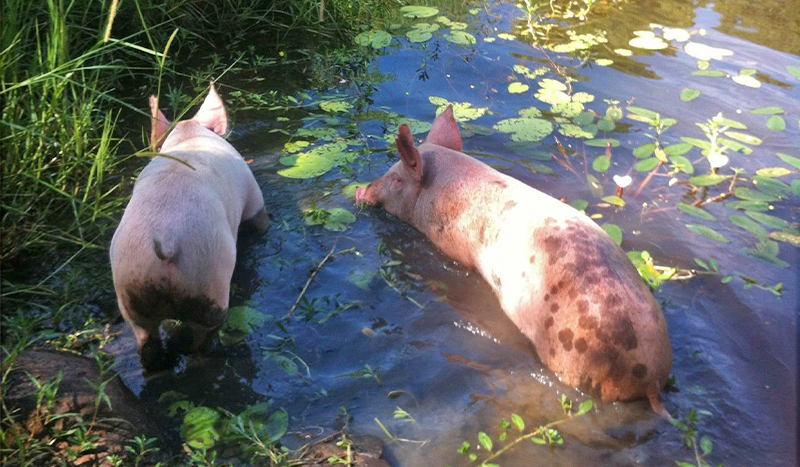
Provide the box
[278,141,350,179]
[400,6,439,18]
[444,31,476,45]
[406,29,433,43]
[558,123,594,139]
[629,36,668,50]
[412,22,439,32]
[497,33,516,40]
[686,224,729,243]
[319,101,353,113]
[493,117,554,142]
[518,106,543,117]
[684,42,733,61]
[592,156,611,173]
[680,89,700,102]
[355,30,392,48]
[597,117,615,132]
[429,96,487,122]
[513,65,548,79]
[552,101,584,118]
[508,82,529,94]
[540,79,567,91]
[572,111,594,126]
[663,27,690,42]
[677,203,716,221]
[305,207,357,232]
[535,88,571,105]
[766,115,786,132]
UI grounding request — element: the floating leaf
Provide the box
[552,101,584,118]
[718,117,748,129]
[558,123,594,139]
[766,115,786,132]
[753,176,791,196]
[680,89,700,102]
[586,138,620,148]
[770,231,800,247]
[511,414,525,432]
[603,224,623,246]
[746,211,792,231]
[592,156,611,172]
[727,200,770,211]
[508,82,529,94]
[540,79,568,91]
[724,132,762,146]
[627,106,659,120]
[670,155,694,174]
[734,187,780,202]
[429,96,488,122]
[355,30,392,48]
[729,215,769,239]
[597,117,615,132]
[776,153,800,170]
[518,106,543,117]
[732,75,761,88]
[595,59,614,66]
[629,36,668,50]
[571,111,594,126]
[400,6,439,18]
[412,22,439,33]
[677,203,716,221]
[684,42,733,61]
[664,143,693,157]
[750,107,784,115]
[693,70,726,78]
[513,65,548,79]
[720,138,753,155]
[577,400,594,415]
[614,48,633,56]
[686,224,729,243]
[794,180,800,197]
[663,28,690,42]
[535,88,571,105]
[493,117,554,142]
[635,157,659,172]
[756,167,792,178]
[587,174,604,197]
[602,195,626,207]
[406,29,432,43]
[689,174,730,187]
[497,33,516,40]
[787,66,800,80]
[746,242,789,268]
[478,432,493,451]
[444,31,476,45]
[224,306,268,334]
[571,199,589,211]
[633,143,655,159]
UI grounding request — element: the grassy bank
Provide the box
[0,0,400,464]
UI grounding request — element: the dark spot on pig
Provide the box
[544,294,550,301]
[610,315,638,351]
[574,337,588,353]
[490,180,508,188]
[579,315,598,330]
[576,299,589,314]
[544,316,554,329]
[605,293,622,309]
[558,328,574,351]
[127,282,226,329]
[529,255,535,263]
[591,345,627,379]
[549,285,559,295]
[568,288,578,300]
[557,279,565,288]
[492,272,502,288]
[502,200,517,213]
[549,348,556,357]
[632,364,648,379]
[550,303,559,313]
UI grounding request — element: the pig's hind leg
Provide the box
[119,299,166,371]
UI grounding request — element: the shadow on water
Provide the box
[105,0,798,465]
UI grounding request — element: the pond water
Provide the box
[109,0,798,465]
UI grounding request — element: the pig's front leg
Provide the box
[247,206,269,234]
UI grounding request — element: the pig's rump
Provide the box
[110,171,236,330]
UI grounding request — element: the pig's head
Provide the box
[150,84,228,152]
[356,105,462,222]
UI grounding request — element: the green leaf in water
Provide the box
[724,131,762,145]
[511,414,525,432]
[319,101,353,113]
[633,143,655,159]
[355,30,392,48]
[734,187,781,202]
[406,29,432,43]
[689,174,730,187]
[493,117,554,142]
[572,111,595,126]
[677,203,716,221]
[681,137,711,150]
[614,48,633,56]
[558,123,594,139]
[602,195,626,207]
[753,176,791,196]
[597,117,616,132]
[595,58,614,66]
[670,155,694,174]
[400,6,439,18]
[587,174,604,197]
[592,156,611,173]
[508,82,529,94]
[576,400,594,415]
[182,407,221,449]
[726,200,770,211]
[756,167,792,178]
[602,224,623,246]
[552,101,584,117]
[429,96,488,122]
[686,224,729,243]
[770,231,800,247]
[444,31,476,45]
[629,35,668,50]
[775,153,800,170]
[585,138,620,148]
[692,70,726,77]
[718,117,748,129]
[684,42,733,61]
[478,432,493,452]
[745,211,792,231]
[497,33,516,40]
[729,215,769,239]
[750,107,784,115]
[535,88,571,105]
[793,180,800,197]
[720,138,753,155]
[787,66,800,80]
[766,115,786,132]
[664,143,693,157]
[635,157,659,172]
[680,89,700,102]
[626,106,659,120]
[570,199,589,211]
[540,78,568,91]
[745,242,789,268]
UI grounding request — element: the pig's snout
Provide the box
[355,186,365,203]
[356,184,376,205]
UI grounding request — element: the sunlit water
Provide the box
[109,1,799,465]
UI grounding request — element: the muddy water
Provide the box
[110,0,798,465]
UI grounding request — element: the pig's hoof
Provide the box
[139,339,169,372]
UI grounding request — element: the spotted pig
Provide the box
[356,106,671,412]
[110,85,268,370]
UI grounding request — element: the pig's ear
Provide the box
[149,95,171,150]
[193,84,228,136]
[425,105,461,151]
[396,124,422,181]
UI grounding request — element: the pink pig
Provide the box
[110,85,268,370]
[357,107,671,412]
